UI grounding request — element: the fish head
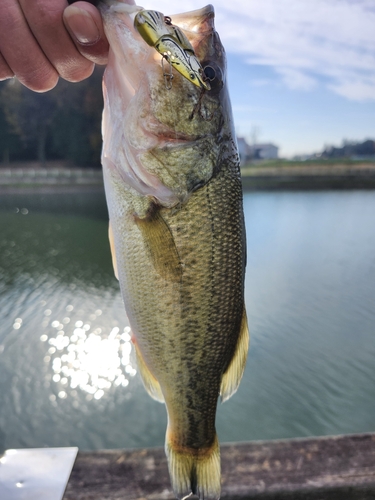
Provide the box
[100,1,235,208]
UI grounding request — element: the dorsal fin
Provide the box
[108,221,119,280]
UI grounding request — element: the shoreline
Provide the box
[0,185,105,195]
[1,163,375,193]
[241,162,375,190]
[0,165,104,194]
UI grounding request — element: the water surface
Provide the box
[0,190,374,452]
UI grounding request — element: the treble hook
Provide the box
[161,55,174,90]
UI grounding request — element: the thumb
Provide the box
[63,1,109,65]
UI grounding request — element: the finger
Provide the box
[63,2,109,66]
[0,52,14,81]
[19,0,95,83]
[0,0,58,92]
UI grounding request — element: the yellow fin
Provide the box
[220,307,249,402]
[133,342,164,403]
[165,431,221,500]
[135,211,182,283]
[108,221,119,280]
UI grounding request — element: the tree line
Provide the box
[0,67,104,168]
[322,139,375,159]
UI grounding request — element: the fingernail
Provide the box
[64,6,100,45]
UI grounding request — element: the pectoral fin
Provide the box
[108,221,119,280]
[220,307,249,402]
[135,211,182,283]
[134,341,164,403]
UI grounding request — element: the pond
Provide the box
[0,189,374,452]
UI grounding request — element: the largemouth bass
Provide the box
[99,1,249,498]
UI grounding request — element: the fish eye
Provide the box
[190,73,196,80]
[203,65,216,81]
[202,61,223,93]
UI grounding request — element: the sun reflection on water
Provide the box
[39,303,137,403]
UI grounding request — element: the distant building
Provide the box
[237,137,279,163]
[237,137,252,163]
[253,143,279,160]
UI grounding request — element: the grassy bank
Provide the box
[241,158,375,169]
[241,161,375,190]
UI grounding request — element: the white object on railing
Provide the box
[0,447,78,500]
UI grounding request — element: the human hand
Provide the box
[0,0,109,92]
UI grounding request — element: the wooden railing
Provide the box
[63,433,375,500]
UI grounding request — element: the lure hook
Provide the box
[162,55,174,90]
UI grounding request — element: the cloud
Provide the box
[140,0,375,101]
[330,77,375,101]
[274,68,317,91]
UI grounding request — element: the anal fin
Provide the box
[134,341,164,403]
[220,306,249,402]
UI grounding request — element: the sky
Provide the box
[139,0,375,157]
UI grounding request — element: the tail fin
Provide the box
[165,432,221,500]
